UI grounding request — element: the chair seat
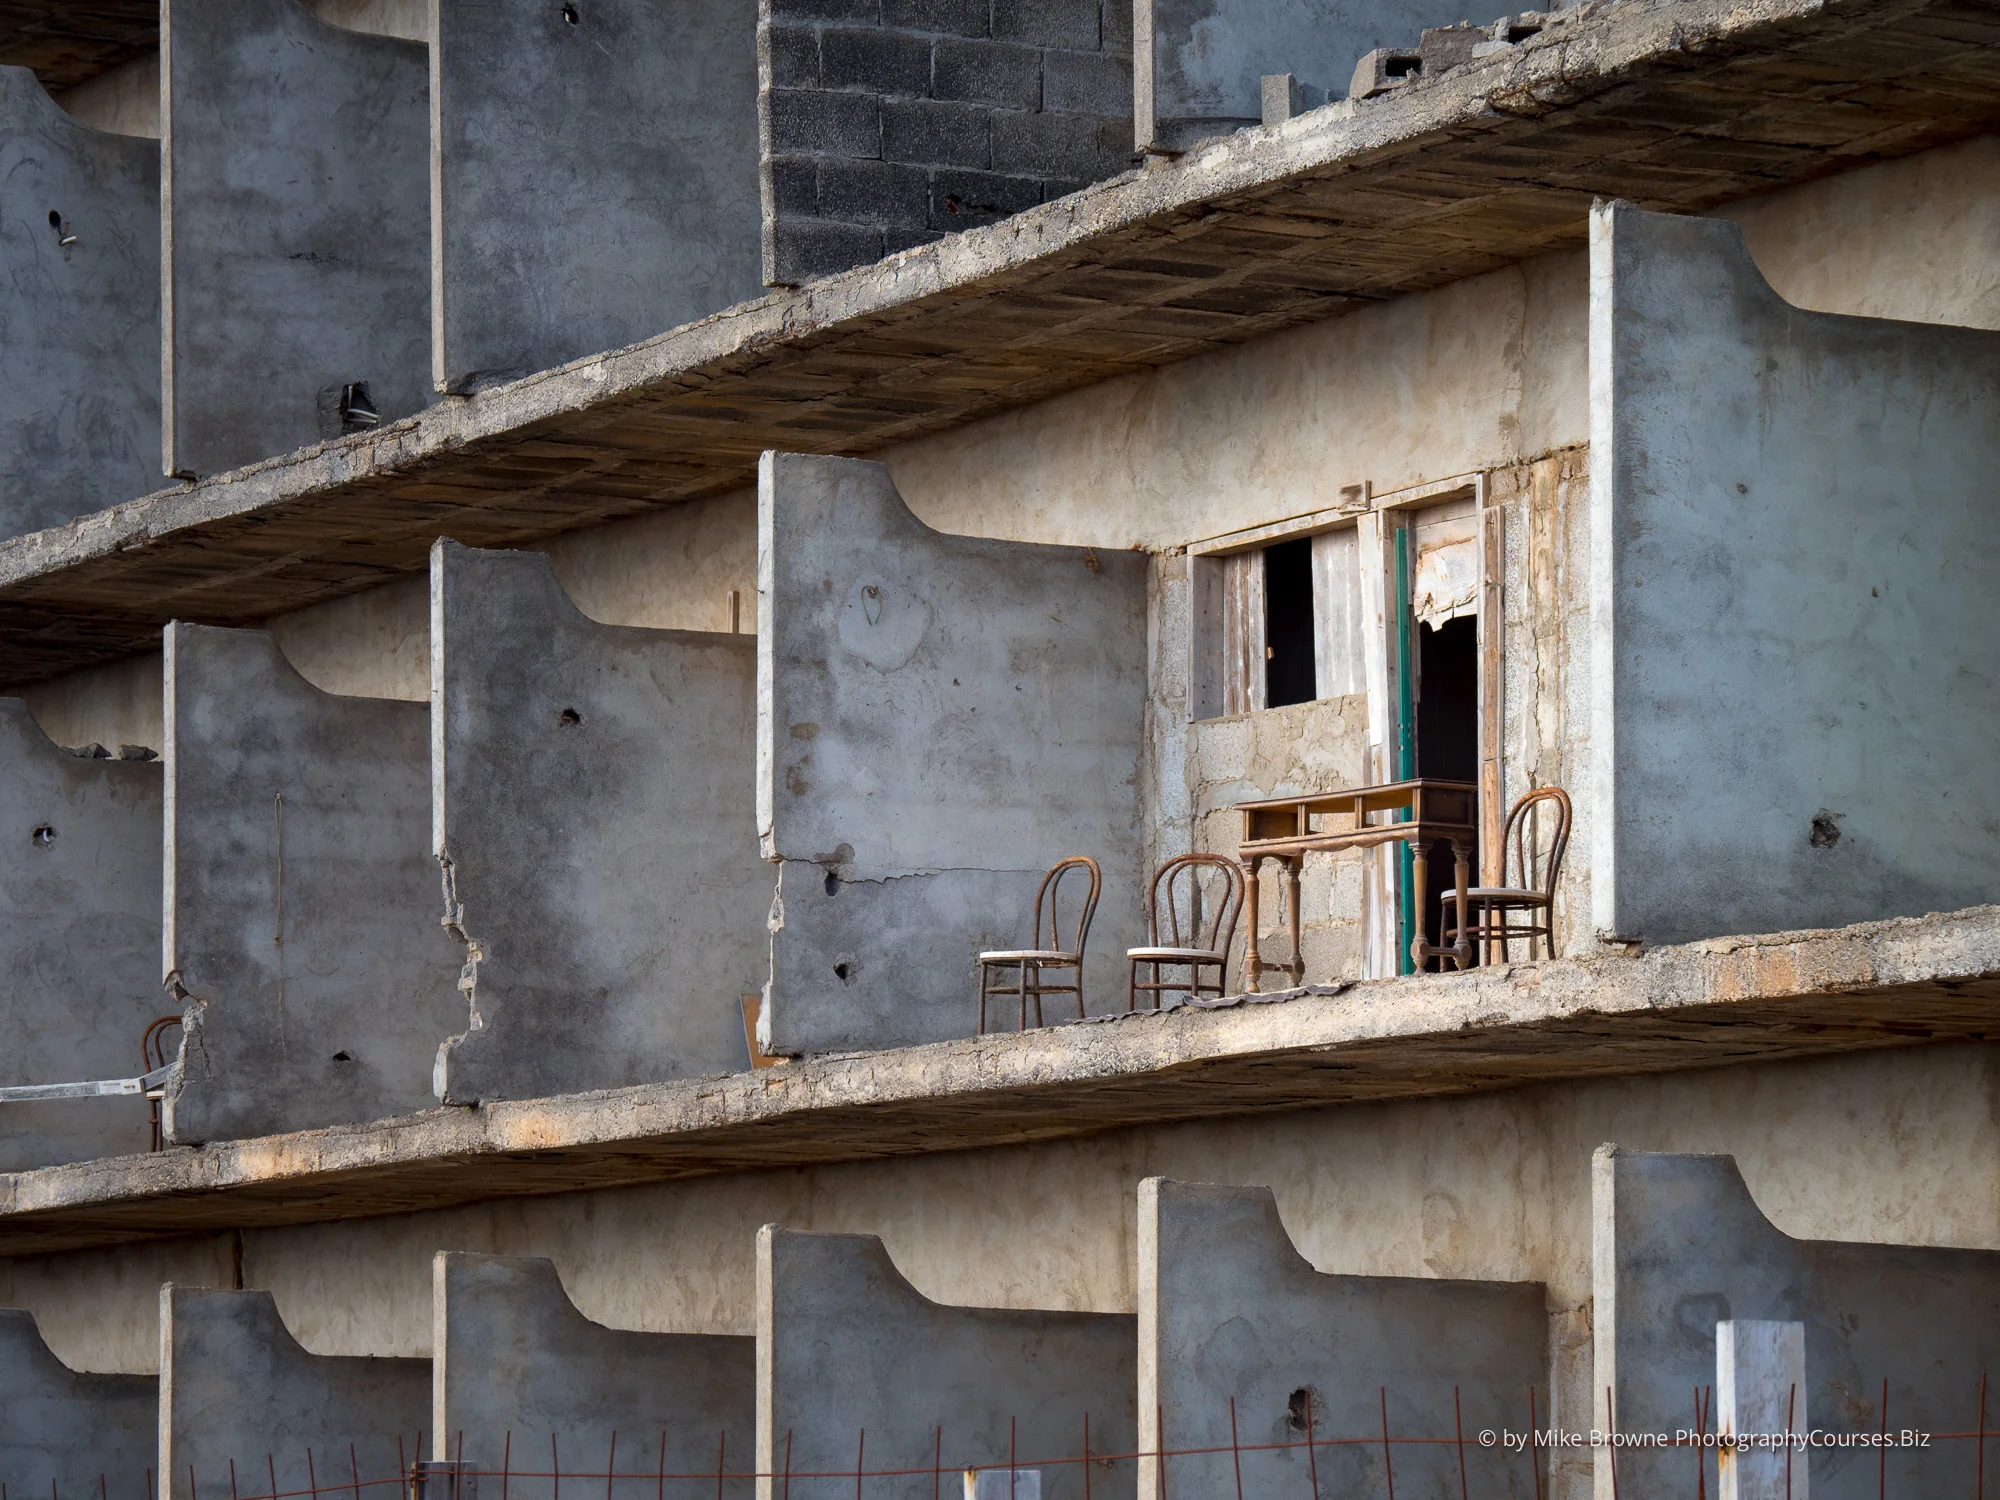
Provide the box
[978,949,1079,964]
[1439,887,1549,906]
[1126,946,1226,963]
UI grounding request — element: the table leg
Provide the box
[1450,840,1472,970]
[1284,857,1302,988]
[1408,837,1429,972]
[1241,857,1263,994]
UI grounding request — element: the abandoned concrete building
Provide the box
[0,0,1997,1494]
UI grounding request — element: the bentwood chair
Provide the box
[1443,785,1572,963]
[978,856,1102,1032]
[1127,853,1245,1010]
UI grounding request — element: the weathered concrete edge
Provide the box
[2,903,1993,1224]
[0,0,1860,593]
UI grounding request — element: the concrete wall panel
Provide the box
[756,1227,1135,1500]
[433,1253,753,1493]
[1593,1147,2000,1498]
[163,0,429,477]
[1589,202,2000,945]
[161,624,459,1144]
[430,541,767,1103]
[161,1286,426,1500]
[0,66,159,533]
[1139,1178,1546,1496]
[758,453,1147,1054]
[0,1308,154,1492]
[0,700,162,1171]
[432,0,761,392]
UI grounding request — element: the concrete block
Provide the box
[928,168,1046,230]
[1042,48,1132,117]
[817,158,932,228]
[880,98,992,168]
[879,0,992,37]
[433,0,762,392]
[768,216,888,284]
[161,1286,427,1500]
[757,454,1147,1054]
[932,39,1043,110]
[766,86,884,158]
[0,66,158,534]
[1136,0,1475,150]
[0,699,162,1171]
[0,1309,154,1493]
[430,542,768,1104]
[756,1227,1136,1499]
[1138,1179,1546,1497]
[994,0,1101,49]
[162,0,429,477]
[1593,1147,2000,1497]
[433,1253,753,1493]
[1588,202,2000,945]
[820,27,935,95]
[1717,1321,1809,1500]
[160,624,460,1144]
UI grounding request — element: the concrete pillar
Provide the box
[758,453,1148,1056]
[1591,1146,2000,1499]
[1717,1320,1808,1500]
[432,1253,753,1495]
[0,66,159,533]
[0,1308,155,1494]
[161,624,461,1144]
[1138,1178,1546,1498]
[0,699,163,1171]
[160,1285,427,1500]
[430,0,761,393]
[756,1227,1135,1500]
[1587,199,2000,947]
[162,0,429,478]
[429,541,768,1104]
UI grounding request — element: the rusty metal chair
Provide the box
[142,1013,184,1152]
[1127,853,1245,1010]
[978,856,1102,1032]
[1443,785,1572,963]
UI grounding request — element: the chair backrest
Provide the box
[1503,785,1572,903]
[1032,856,1102,957]
[1147,853,1246,955]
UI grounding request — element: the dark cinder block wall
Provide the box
[759,0,1134,285]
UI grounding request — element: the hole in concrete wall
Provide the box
[1262,536,1316,708]
[338,383,380,434]
[31,824,56,847]
[330,1050,353,1062]
[1810,810,1842,848]
[48,210,75,257]
[558,708,582,726]
[561,3,579,21]
[833,961,851,983]
[1285,1386,1324,1433]
[823,869,839,897]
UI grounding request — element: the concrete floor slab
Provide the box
[0,1307,154,1493]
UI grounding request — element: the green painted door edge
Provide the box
[1394,522,1416,976]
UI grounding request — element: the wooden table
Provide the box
[1235,778,1479,990]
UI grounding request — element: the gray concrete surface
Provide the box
[1138,1177,1546,1496]
[433,1253,753,1494]
[161,1285,427,1500]
[756,1227,1136,1500]
[162,0,429,477]
[0,1308,154,1492]
[431,0,761,392]
[0,66,159,533]
[160,623,460,1144]
[757,453,1147,1055]
[1135,0,1474,149]
[0,698,162,1171]
[1589,201,2000,947]
[430,541,768,1103]
[1592,1147,2000,1498]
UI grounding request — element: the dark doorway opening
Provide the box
[1264,537,1316,708]
[1415,614,1479,969]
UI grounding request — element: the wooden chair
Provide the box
[1443,785,1572,963]
[978,856,1102,1032]
[1127,854,1245,1010]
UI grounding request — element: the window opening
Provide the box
[1262,536,1316,708]
[1414,612,1479,971]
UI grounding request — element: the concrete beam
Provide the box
[1592,1147,2000,1497]
[2,904,1997,1257]
[756,1227,1135,1499]
[0,65,158,536]
[161,1285,427,1500]
[160,623,460,1144]
[1589,201,2000,947]
[758,454,1147,1054]
[430,0,761,393]
[433,1253,753,1492]
[162,0,428,477]
[0,1308,154,1493]
[1138,1177,1546,1496]
[0,698,162,1171]
[430,541,767,1104]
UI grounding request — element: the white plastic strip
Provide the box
[0,1063,175,1103]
